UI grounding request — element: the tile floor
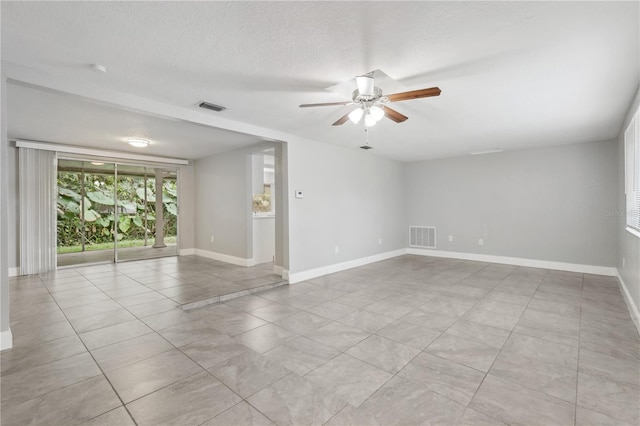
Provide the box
[1,255,639,425]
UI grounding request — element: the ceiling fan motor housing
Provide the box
[355,75,375,96]
[352,87,383,104]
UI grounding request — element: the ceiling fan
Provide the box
[299,73,441,127]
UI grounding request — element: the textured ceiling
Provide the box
[2,1,638,161]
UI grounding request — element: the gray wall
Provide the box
[274,143,289,270]
[405,140,618,267]
[194,143,282,259]
[194,147,251,259]
[618,86,640,311]
[287,138,407,274]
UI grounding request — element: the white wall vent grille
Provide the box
[409,226,436,249]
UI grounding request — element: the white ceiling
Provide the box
[2,1,638,162]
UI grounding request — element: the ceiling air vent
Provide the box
[198,101,227,112]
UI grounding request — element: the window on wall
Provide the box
[625,108,640,236]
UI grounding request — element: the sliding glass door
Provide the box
[115,165,179,262]
[56,159,178,266]
[57,160,117,265]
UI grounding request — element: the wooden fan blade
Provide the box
[382,106,408,123]
[332,113,351,126]
[386,87,441,102]
[299,101,352,108]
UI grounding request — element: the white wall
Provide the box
[251,154,265,195]
[618,86,640,314]
[287,138,407,274]
[253,217,275,264]
[405,140,618,267]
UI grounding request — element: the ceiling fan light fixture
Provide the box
[348,108,364,124]
[355,76,375,96]
[364,113,377,127]
[127,138,150,148]
[370,105,384,122]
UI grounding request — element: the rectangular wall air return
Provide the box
[409,226,436,249]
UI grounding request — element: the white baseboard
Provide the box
[273,265,290,280]
[616,270,640,335]
[179,248,195,256]
[193,249,255,267]
[288,249,408,284]
[286,247,616,285]
[0,328,13,351]
[407,248,617,276]
[9,267,19,277]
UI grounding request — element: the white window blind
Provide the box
[19,148,58,274]
[625,111,640,234]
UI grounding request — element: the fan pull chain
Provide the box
[360,125,373,150]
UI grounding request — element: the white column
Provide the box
[1,73,13,350]
[153,168,166,248]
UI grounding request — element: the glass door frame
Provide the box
[113,162,119,263]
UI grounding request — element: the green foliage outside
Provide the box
[57,171,178,253]
[57,236,177,254]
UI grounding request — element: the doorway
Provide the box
[252,148,276,265]
[56,159,179,267]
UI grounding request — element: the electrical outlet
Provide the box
[478,238,484,246]
[378,238,383,245]
[210,235,214,243]
[334,245,340,254]
[448,235,453,242]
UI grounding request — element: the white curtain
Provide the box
[19,148,57,275]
